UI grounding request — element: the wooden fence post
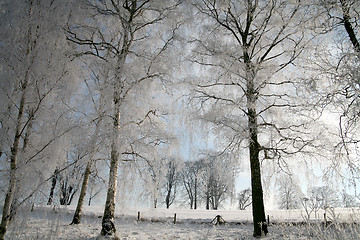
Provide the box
[174,213,177,224]
[137,211,140,221]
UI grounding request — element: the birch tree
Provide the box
[71,66,108,225]
[66,0,181,237]
[191,0,315,236]
[0,1,75,239]
[0,1,74,238]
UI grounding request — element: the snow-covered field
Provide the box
[4,206,360,239]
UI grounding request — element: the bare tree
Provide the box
[181,160,204,209]
[301,185,340,221]
[59,144,88,206]
[277,175,302,210]
[238,188,252,210]
[341,190,358,208]
[190,0,314,236]
[301,197,317,221]
[47,168,59,205]
[163,158,181,209]
[310,186,340,211]
[202,153,235,210]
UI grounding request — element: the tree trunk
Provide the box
[166,193,170,209]
[71,161,92,224]
[71,114,102,224]
[246,61,267,237]
[154,198,157,209]
[47,168,59,205]
[0,152,18,240]
[206,192,210,210]
[340,0,360,53]
[194,178,197,210]
[101,140,119,237]
[101,64,123,237]
[0,72,29,240]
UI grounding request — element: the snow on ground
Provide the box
[4,205,360,239]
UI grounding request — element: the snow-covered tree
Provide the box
[71,66,109,225]
[238,188,252,210]
[276,175,303,210]
[163,158,182,209]
[341,190,358,208]
[0,1,75,238]
[302,0,360,198]
[181,160,204,209]
[189,0,316,236]
[66,0,181,237]
[202,153,236,210]
[310,186,340,211]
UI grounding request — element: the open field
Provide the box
[3,206,360,239]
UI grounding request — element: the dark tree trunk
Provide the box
[246,60,267,236]
[153,198,157,209]
[71,160,92,224]
[340,0,360,53]
[60,181,76,206]
[206,192,210,210]
[248,114,267,237]
[166,194,170,209]
[194,178,197,210]
[47,168,59,205]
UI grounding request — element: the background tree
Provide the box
[163,158,182,209]
[201,153,236,210]
[341,190,358,208]
[238,188,252,210]
[276,175,303,210]
[59,147,86,205]
[310,186,340,211]
[181,160,204,209]
[47,168,59,205]
[301,185,340,221]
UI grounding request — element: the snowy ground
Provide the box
[4,206,360,239]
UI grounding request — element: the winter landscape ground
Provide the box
[3,205,360,239]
